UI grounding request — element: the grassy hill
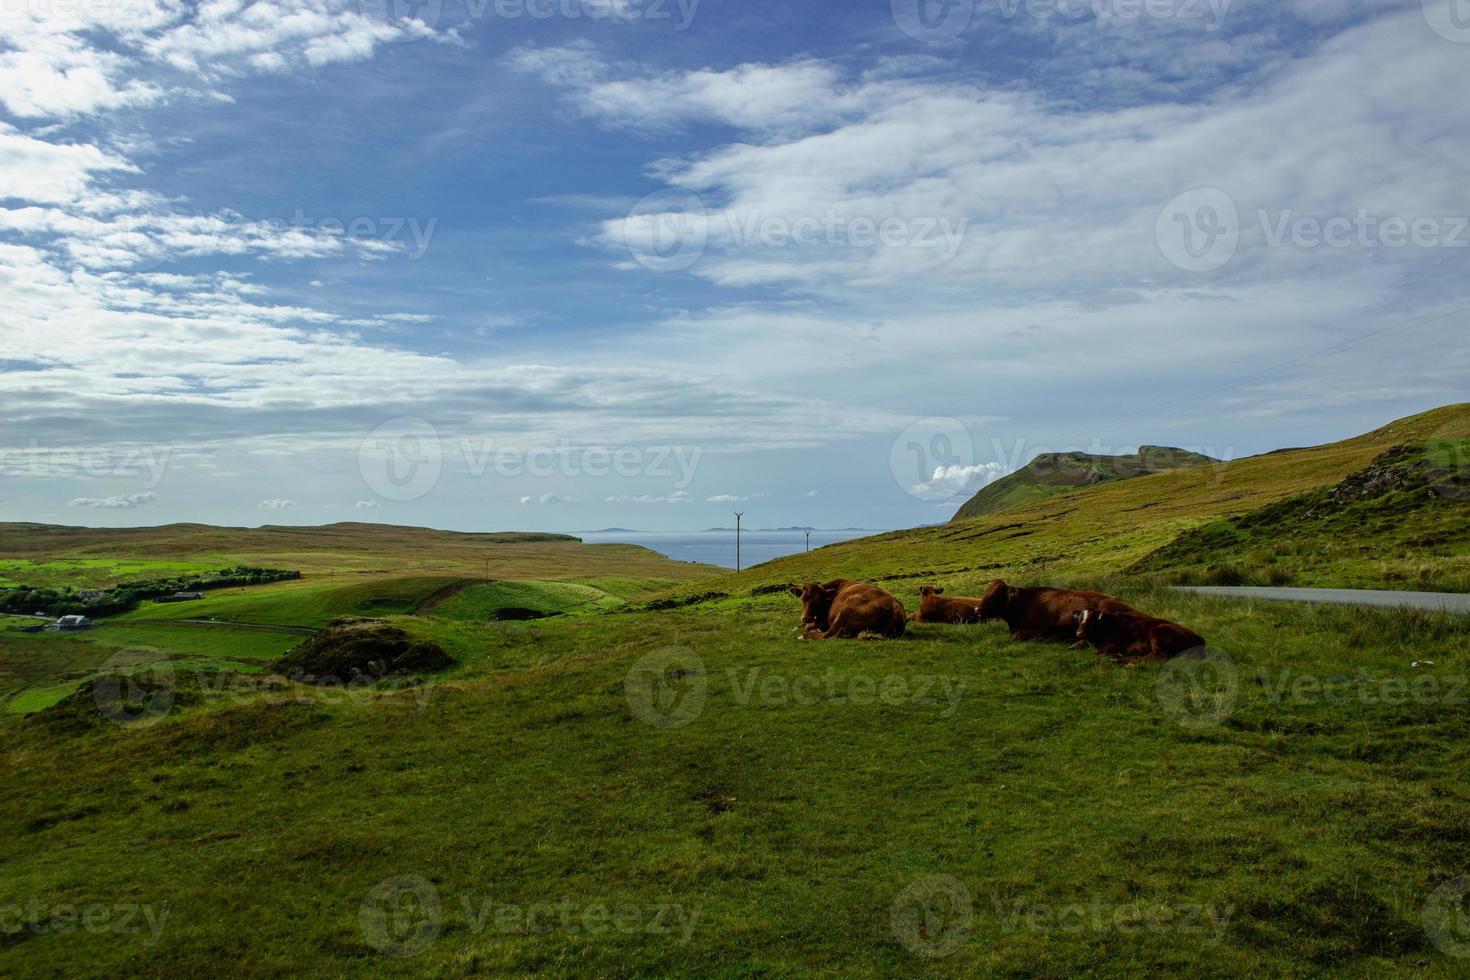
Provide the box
[951,446,1218,521]
[693,403,1470,602]
[2,406,1470,976]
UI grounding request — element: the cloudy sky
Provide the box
[1,0,1467,532]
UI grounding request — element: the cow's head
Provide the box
[918,585,944,598]
[977,579,1009,620]
[1075,607,1107,640]
[790,582,839,629]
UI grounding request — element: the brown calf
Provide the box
[910,585,985,624]
[789,580,907,639]
[977,579,1136,642]
[1074,607,1206,664]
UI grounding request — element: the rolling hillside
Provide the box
[3,405,1470,976]
[952,446,1219,521]
[695,402,1470,600]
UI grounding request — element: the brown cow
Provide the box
[910,585,985,624]
[1074,607,1205,664]
[977,579,1136,642]
[789,580,907,639]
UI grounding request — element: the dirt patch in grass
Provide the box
[274,617,452,683]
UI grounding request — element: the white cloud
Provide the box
[355,500,379,509]
[258,498,296,510]
[604,491,692,504]
[521,493,574,504]
[0,0,446,121]
[910,462,1012,499]
[706,494,748,502]
[66,490,155,509]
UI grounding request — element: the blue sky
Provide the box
[1,0,1467,532]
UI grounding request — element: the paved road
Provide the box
[1172,586,1470,615]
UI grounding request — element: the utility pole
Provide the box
[734,512,744,572]
[805,530,812,553]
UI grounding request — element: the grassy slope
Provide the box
[2,589,1469,975]
[0,528,719,715]
[952,446,1218,521]
[699,403,1470,602]
[3,406,1470,975]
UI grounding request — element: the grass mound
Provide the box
[274,618,451,683]
[427,579,625,621]
[1131,441,1470,590]
[30,671,206,733]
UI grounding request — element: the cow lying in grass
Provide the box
[1074,608,1205,664]
[789,580,907,639]
[910,585,985,624]
[977,579,1137,642]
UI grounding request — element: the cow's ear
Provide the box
[934,587,944,595]
[789,586,802,597]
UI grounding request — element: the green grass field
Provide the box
[2,406,1470,975]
